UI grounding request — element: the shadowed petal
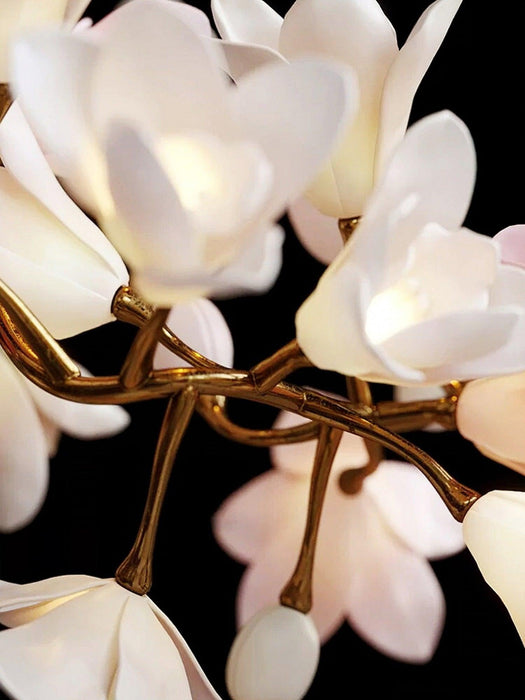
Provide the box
[287,197,342,265]
[212,0,282,49]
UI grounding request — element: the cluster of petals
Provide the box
[213,409,465,663]
[212,0,463,264]
[296,111,525,385]
[10,0,357,307]
[0,575,222,699]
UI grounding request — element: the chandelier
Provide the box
[0,0,523,698]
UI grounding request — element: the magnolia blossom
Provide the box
[0,101,129,339]
[10,0,357,307]
[212,0,463,264]
[214,410,464,663]
[462,490,525,646]
[0,574,222,699]
[0,0,90,80]
[296,111,525,385]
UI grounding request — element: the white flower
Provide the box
[462,490,525,646]
[0,350,129,533]
[0,101,129,339]
[0,0,90,80]
[10,0,357,307]
[296,111,525,385]
[0,574,222,699]
[213,410,464,663]
[211,0,463,264]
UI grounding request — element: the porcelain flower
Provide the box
[0,574,222,699]
[296,110,525,385]
[0,101,129,339]
[10,0,357,307]
[462,490,525,646]
[213,410,464,663]
[0,0,90,81]
[212,0,463,264]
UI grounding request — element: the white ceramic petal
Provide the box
[213,38,284,82]
[148,599,223,700]
[463,490,525,644]
[344,509,445,663]
[38,411,62,457]
[0,582,127,699]
[394,383,446,432]
[211,0,283,49]
[233,57,358,221]
[287,197,343,265]
[365,461,464,559]
[457,374,525,469]
[493,225,525,268]
[0,353,49,532]
[376,0,463,178]
[64,0,91,25]
[154,299,234,369]
[111,595,193,700]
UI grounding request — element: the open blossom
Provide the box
[296,111,525,385]
[212,0,463,263]
[463,490,525,646]
[0,0,90,80]
[0,575,222,699]
[213,410,464,663]
[10,0,357,307]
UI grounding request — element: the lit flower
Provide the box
[0,349,129,533]
[0,574,222,699]
[296,111,525,385]
[10,0,357,307]
[212,0,463,263]
[462,490,525,646]
[213,410,464,663]
[0,0,90,81]
[0,101,129,339]
[493,224,525,268]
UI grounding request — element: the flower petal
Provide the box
[154,300,234,369]
[287,197,343,265]
[463,490,525,644]
[213,38,284,82]
[111,595,193,700]
[64,0,91,25]
[493,224,525,268]
[0,353,49,532]
[0,582,127,699]
[364,461,464,559]
[375,0,463,177]
[344,509,445,663]
[211,0,283,49]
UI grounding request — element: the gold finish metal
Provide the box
[115,388,198,595]
[120,307,170,389]
[250,339,312,393]
[338,217,361,242]
[280,426,343,613]
[0,83,12,123]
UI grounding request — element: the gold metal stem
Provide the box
[251,339,312,393]
[120,307,170,389]
[115,388,197,595]
[0,84,12,123]
[280,426,342,613]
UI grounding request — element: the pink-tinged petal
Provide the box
[344,509,445,663]
[149,599,223,700]
[213,471,304,562]
[111,595,192,700]
[287,197,342,265]
[0,354,48,532]
[376,0,463,178]
[270,409,369,477]
[233,57,358,221]
[493,225,525,268]
[0,103,129,282]
[211,0,283,49]
[213,38,284,82]
[463,490,525,644]
[457,374,525,470]
[154,300,234,369]
[364,461,464,559]
[0,582,127,700]
[23,369,130,440]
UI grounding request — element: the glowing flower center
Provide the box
[365,280,429,344]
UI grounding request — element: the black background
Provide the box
[1,1,525,698]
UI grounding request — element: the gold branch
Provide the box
[119,307,170,389]
[250,339,312,393]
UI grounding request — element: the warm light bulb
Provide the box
[365,280,428,344]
